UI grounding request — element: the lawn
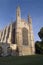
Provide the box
[0,55,43,65]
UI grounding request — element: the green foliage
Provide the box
[35,27,43,54]
[35,41,43,54]
[38,27,43,41]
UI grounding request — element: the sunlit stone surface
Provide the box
[0,6,35,56]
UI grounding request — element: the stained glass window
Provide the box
[22,28,28,45]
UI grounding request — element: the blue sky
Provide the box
[0,0,43,42]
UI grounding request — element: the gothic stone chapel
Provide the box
[0,6,35,56]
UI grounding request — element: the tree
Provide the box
[35,41,40,54]
[35,27,43,54]
[38,27,43,41]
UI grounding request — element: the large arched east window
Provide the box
[22,28,28,45]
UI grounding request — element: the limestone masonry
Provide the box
[0,6,35,56]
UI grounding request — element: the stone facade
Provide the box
[0,6,35,56]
